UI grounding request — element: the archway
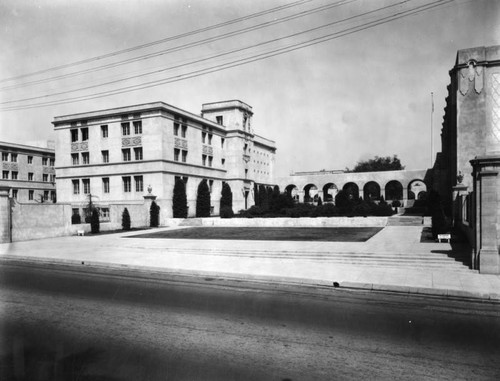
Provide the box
[285,184,299,202]
[363,181,381,201]
[408,180,427,200]
[303,184,318,203]
[322,183,338,202]
[342,182,359,200]
[385,180,403,200]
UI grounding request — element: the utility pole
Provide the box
[430,92,434,168]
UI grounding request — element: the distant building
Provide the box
[52,100,276,219]
[0,141,56,203]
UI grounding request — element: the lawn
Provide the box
[127,227,383,242]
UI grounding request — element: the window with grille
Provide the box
[82,179,90,194]
[102,178,110,193]
[134,147,143,160]
[123,177,131,192]
[135,176,143,192]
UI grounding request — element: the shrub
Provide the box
[173,179,188,218]
[71,213,81,225]
[122,208,131,231]
[391,200,401,207]
[90,208,100,234]
[220,183,233,217]
[150,201,160,227]
[196,179,211,217]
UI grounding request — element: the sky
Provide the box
[0,0,499,177]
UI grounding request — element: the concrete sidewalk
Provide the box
[1,225,499,301]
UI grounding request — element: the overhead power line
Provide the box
[0,0,314,83]
[1,0,358,92]
[0,0,454,112]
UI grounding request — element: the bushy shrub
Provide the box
[173,179,188,218]
[284,203,316,218]
[150,201,160,227]
[352,202,372,217]
[220,183,233,218]
[90,208,100,234]
[391,200,401,207]
[71,213,81,225]
[122,208,131,231]
[196,179,211,217]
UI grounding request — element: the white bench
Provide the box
[437,233,451,243]
[77,230,85,236]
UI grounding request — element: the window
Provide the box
[72,180,80,194]
[51,191,56,202]
[11,171,18,180]
[122,122,130,136]
[28,156,33,164]
[182,150,187,163]
[72,153,79,165]
[173,122,180,136]
[221,138,225,148]
[122,149,131,161]
[102,178,110,193]
[81,152,90,165]
[101,125,108,138]
[208,156,213,167]
[135,176,143,192]
[202,154,207,166]
[28,173,34,181]
[133,121,142,134]
[71,129,78,142]
[29,190,34,200]
[50,174,55,183]
[101,207,110,220]
[2,171,8,179]
[42,157,48,166]
[123,177,131,192]
[12,189,18,199]
[11,154,17,162]
[102,150,109,163]
[202,132,206,144]
[134,147,143,161]
[221,158,225,166]
[208,134,213,145]
[216,115,223,125]
[43,174,48,182]
[174,148,180,162]
[1,152,8,161]
[81,128,89,141]
[209,179,214,193]
[50,158,55,166]
[82,179,90,194]
[43,191,49,201]
[181,125,187,138]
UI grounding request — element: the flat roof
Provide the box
[0,140,55,154]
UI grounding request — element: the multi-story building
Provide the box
[0,141,56,203]
[52,100,276,219]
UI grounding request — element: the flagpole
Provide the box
[430,92,434,168]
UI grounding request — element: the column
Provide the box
[0,187,11,243]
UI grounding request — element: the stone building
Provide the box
[0,141,56,203]
[52,100,276,221]
[439,45,500,274]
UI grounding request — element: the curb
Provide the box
[340,281,500,302]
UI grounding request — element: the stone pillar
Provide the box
[470,156,500,274]
[143,184,157,226]
[0,187,11,243]
[297,190,305,203]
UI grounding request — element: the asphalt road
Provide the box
[1,261,499,381]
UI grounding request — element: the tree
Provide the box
[196,179,211,217]
[258,184,269,211]
[172,179,188,218]
[122,208,131,231]
[253,183,259,207]
[220,183,234,218]
[90,208,100,234]
[347,155,405,172]
[150,201,160,227]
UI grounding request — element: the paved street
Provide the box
[1,262,500,380]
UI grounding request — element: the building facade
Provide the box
[0,141,56,203]
[53,100,276,220]
[439,45,500,273]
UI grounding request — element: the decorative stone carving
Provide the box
[202,145,213,155]
[2,162,18,170]
[459,61,484,96]
[42,166,55,174]
[122,136,142,147]
[174,138,188,149]
[71,142,89,152]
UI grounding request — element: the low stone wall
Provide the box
[167,216,389,228]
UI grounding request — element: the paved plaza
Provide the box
[1,224,500,301]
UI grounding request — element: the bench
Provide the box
[437,233,451,243]
[77,230,85,236]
